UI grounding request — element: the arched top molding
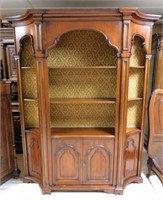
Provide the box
[7,8,161,27]
[46,28,119,55]
[18,34,35,56]
[131,34,147,54]
[84,145,111,157]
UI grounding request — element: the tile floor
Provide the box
[0,149,162,200]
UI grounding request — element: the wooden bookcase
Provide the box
[8,8,160,194]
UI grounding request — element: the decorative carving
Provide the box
[84,145,111,181]
[27,134,42,178]
[30,138,40,149]
[55,144,80,155]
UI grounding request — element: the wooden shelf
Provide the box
[51,128,115,138]
[130,66,145,69]
[23,98,38,102]
[126,128,141,135]
[48,66,117,69]
[50,98,116,104]
[128,97,143,101]
[21,67,35,69]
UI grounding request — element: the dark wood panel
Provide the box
[148,89,163,182]
[0,82,15,184]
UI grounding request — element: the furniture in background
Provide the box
[144,33,163,148]
[0,23,22,153]
[0,82,18,184]
[152,33,163,90]
[146,33,163,183]
[8,8,160,194]
[147,89,163,183]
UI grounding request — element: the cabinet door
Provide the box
[52,139,82,184]
[83,139,114,184]
[124,132,140,179]
[26,131,42,179]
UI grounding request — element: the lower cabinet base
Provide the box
[23,175,143,195]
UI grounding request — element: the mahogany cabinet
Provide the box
[147,90,163,183]
[8,8,160,194]
[0,82,15,184]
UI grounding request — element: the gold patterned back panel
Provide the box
[50,103,115,128]
[49,68,117,98]
[20,37,35,67]
[130,36,146,66]
[127,100,142,128]
[21,68,37,98]
[23,100,39,128]
[47,30,118,67]
[128,68,144,98]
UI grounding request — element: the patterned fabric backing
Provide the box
[21,68,37,98]
[128,68,144,99]
[49,68,117,98]
[127,101,142,128]
[20,37,35,67]
[50,103,115,128]
[23,100,39,127]
[47,30,118,67]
